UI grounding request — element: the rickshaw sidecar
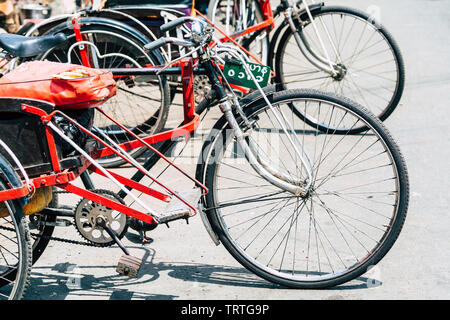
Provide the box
[0,61,117,216]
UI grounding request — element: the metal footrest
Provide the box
[116,254,142,278]
[158,188,202,224]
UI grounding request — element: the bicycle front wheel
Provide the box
[202,89,409,288]
[274,6,405,134]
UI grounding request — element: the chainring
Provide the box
[194,75,211,104]
[74,189,129,247]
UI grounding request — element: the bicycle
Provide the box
[0,17,409,295]
[208,0,405,134]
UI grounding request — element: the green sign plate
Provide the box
[223,59,271,89]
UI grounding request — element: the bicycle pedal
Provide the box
[158,188,202,224]
[116,254,142,278]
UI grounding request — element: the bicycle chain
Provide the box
[0,224,102,248]
[53,190,72,195]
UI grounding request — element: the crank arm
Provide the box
[34,218,73,227]
[95,217,130,256]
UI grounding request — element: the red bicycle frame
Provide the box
[0,1,281,220]
[0,57,207,227]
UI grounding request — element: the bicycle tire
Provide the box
[201,89,409,288]
[274,5,405,134]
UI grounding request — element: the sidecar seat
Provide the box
[0,61,117,110]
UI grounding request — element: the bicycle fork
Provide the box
[205,46,315,197]
[218,99,313,197]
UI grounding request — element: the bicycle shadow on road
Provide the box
[143,260,382,292]
[24,246,381,299]
[24,262,173,300]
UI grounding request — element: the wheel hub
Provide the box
[331,63,348,81]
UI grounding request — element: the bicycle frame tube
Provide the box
[72,16,91,67]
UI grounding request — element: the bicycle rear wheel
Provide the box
[0,177,32,299]
[39,25,170,167]
[274,6,405,134]
[202,89,409,288]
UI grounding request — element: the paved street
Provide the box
[24,0,450,300]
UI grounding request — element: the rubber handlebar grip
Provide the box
[160,16,192,33]
[143,38,166,52]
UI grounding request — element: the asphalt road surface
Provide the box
[24,0,450,300]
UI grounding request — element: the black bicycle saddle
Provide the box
[0,33,67,58]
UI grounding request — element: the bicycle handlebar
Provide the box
[143,38,167,53]
[145,16,211,54]
[160,16,196,33]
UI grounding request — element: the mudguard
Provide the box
[42,16,150,45]
[0,150,29,207]
[22,14,75,37]
[35,15,165,66]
